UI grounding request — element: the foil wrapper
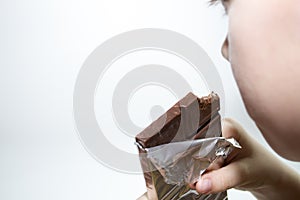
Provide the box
[136,137,241,200]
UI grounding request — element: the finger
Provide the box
[195,160,248,194]
[191,118,247,192]
[206,156,225,171]
[222,118,242,140]
[224,146,241,165]
[222,118,254,158]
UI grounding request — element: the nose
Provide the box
[221,36,229,61]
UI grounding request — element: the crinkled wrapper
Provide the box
[137,137,241,200]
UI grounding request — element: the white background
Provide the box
[1,0,299,200]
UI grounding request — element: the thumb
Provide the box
[195,161,248,194]
[222,118,243,140]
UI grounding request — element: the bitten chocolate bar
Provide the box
[135,92,227,200]
[136,92,220,148]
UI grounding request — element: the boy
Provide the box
[191,0,300,199]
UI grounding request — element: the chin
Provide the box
[255,120,300,162]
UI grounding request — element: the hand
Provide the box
[190,118,300,199]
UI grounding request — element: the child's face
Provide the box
[220,0,300,160]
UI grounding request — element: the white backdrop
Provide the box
[0,0,299,199]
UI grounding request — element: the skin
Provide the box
[221,0,300,161]
[192,0,300,198]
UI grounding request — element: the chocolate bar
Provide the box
[136,92,227,200]
[136,92,220,148]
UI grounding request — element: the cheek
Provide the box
[226,0,300,159]
[227,2,271,118]
[227,0,300,121]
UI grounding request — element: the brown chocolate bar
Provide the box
[136,92,220,148]
[136,92,226,200]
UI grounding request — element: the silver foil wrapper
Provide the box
[137,137,241,200]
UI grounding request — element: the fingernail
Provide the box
[199,179,212,193]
